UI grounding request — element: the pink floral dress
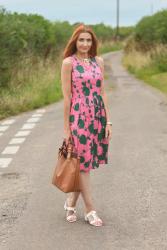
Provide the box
[69,54,109,173]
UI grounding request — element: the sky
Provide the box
[1,0,167,27]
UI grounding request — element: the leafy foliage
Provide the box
[135,10,167,45]
[0,6,134,88]
[0,7,72,87]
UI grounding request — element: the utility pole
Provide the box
[151,3,154,15]
[116,0,120,40]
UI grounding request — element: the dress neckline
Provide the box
[73,54,93,67]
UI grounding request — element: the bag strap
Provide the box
[64,136,74,146]
[66,137,74,158]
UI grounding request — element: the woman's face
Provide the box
[76,32,92,55]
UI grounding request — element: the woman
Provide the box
[61,24,112,227]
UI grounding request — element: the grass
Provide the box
[0,41,122,120]
[0,55,62,120]
[99,40,124,54]
[123,45,167,95]
[140,72,167,93]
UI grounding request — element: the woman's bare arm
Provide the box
[61,57,72,136]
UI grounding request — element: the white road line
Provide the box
[2,146,20,154]
[36,109,46,113]
[9,138,25,144]
[27,117,40,123]
[32,113,43,117]
[0,126,9,132]
[1,119,15,125]
[21,123,36,130]
[0,158,12,168]
[15,130,31,137]
[0,110,45,169]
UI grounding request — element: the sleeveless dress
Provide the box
[69,54,109,173]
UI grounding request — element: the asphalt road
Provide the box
[0,51,167,250]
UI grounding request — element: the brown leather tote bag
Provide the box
[52,137,81,193]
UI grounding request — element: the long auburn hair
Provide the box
[63,24,98,59]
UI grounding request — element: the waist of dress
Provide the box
[71,94,104,107]
[71,94,87,99]
[71,94,101,99]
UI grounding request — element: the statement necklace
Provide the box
[75,54,91,64]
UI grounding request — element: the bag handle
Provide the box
[66,136,74,159]
[64,136,74,146]
[61,136,74,159]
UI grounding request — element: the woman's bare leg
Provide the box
[65,192,80,218]
[80,171,95,213]
[67,192,80,207]
[80,171,102,226]
[66,171,95,213]
[65,171,102,225]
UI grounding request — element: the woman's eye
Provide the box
[79,39,92,42]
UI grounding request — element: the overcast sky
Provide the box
[1,0,167,26]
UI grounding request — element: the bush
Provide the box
[0,7,131,89]
[0,7,72,87]
[135,10,167,45]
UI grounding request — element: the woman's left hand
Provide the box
[105,124,112,140]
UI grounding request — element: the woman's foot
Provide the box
[84,210,103,227]
[64,198,77,223]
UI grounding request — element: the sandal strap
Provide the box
[86,210,102,223]
[65,200,76,212]
[67,214,77,220]
[66,206,76,212]
[86,210,96,217]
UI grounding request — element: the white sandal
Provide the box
[64,200,77,223]
[84,210,103,227]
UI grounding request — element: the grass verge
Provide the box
[0,41,122,120]
[122,46,167,96]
